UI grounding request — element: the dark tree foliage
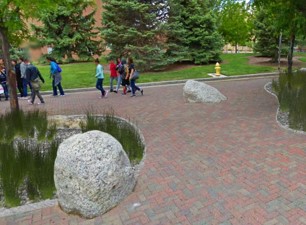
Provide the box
[166,0,223,64]
[32,0,103,61]
[253,7,288,61]
[101,0,168,71]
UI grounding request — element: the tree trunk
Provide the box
[288,34,295,74]
[0,26,19,111]
[235,44,238,54]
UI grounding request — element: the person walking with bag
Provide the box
[127,57,143,97]
[46,57,65,96]
[25,63,45,105]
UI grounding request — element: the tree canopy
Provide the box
[0,0,59,111]
[32,0,103,62]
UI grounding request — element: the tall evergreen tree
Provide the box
[101,0,167,71]
[166,0,223,64]
[253,7,285,62]
[32,0,103,61]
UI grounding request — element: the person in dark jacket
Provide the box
[25,64,45,105]
[12,59,24,97]
[0,66,9,101]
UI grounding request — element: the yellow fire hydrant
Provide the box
[215,62,221,76]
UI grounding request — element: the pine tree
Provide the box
[101,0,167,71]
[32,0,103,61]
[166,0,223,64]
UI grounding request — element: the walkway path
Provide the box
[0,77,305,225]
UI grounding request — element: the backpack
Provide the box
[57,64,62,73]
[118,64,125,75]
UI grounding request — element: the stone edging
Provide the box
[264,82,306,135]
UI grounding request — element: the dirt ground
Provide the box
[247,55,305,68]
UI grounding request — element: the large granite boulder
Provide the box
[183,80,227,103]
[54,130,136,219]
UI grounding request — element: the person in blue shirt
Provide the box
[95,58,108,98]
[46,57,65,96]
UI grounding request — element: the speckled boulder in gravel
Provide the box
[183,80,227,103]
[54,130,136,219]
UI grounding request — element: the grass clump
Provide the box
[0,109,58,207]
[80,111,144,164]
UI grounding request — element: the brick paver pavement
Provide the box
[0,77,305,225]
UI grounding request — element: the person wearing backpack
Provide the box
[46,57,65,96]
[25,63,45,105]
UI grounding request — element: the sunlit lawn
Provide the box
[36,53,278,91]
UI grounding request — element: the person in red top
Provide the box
[109,59,118,92]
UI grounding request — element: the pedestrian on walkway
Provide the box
[95,58,108,98]
[46,57,65,96]
[115,57,123,93]
[0,66,9,101]
[25,63,45,105]
[127,57,143,97]
[109,59,118,92]
[20,57,31,99]
[12,59,24,97]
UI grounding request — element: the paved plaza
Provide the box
[0,77,305,225]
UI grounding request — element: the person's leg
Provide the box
[96,78,103,95]
[2,83,9,100]
[110,77,114,91]
[116,76,121,92]
[30,88,36,104]
[17,79,24,97]
[130,79,136,96]
[22,78,28,97]
[57,82,65,95]
[52,79,58,96]
[37,90,45,103]
[101,78,108,97]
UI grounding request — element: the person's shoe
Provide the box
[51,94,58,97]
[60,94,65,97]
[140,89,144,95]
[104,90,109,98]
[110,89,113,92]
[121,93,126,95]
[130,94,136,97]
[5,98,8,101]
[127,90,131,93]
[28,100,33,105]
[113,90,117,93]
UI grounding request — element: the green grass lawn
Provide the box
[36,53,277,91]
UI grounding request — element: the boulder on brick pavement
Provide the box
[183,80,227,103]
[54,130,136,219]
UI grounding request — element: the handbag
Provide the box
[31,78,41,90]
[131,71,140,80]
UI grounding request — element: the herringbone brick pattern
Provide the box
[0,77,305,225]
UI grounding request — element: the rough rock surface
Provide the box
[183,80,227,103]
[54,130,136,218]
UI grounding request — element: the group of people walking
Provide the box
[0,55,143,105]
[0,57,65,104]
[96,57,143,98]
